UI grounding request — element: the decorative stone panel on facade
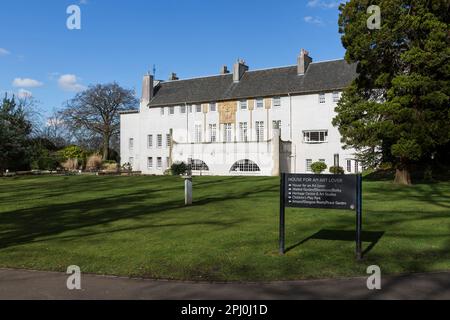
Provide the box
[219,101,237,124]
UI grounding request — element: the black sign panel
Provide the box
[284,174,357,210]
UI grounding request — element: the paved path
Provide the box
[0,268,448,300]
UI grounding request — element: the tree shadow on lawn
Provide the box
[0,181,277,251]
[286,229,385,258]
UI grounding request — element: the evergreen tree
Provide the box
[333,0,450,184]
[0,94,33,172]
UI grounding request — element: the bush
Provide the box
[329,166,345,174]
[121,162,133,172]
[311,161,327,174]
[59,145,84,161]
[102,161,118,172]
[170,161,188,176]
[62,158,79,171]
[86,154,103,171]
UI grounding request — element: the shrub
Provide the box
[329,166,345,174]
[121,162,133,172]
[311,161,327,174]
[86,154,103,171]
[102,161,118,172]
[62,158,79,171]
[170,161,188,176]
[59,145,84,161]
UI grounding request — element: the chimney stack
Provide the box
[297,49,312,75]
[141,73,154,104]
[169,72,179,81]
[233,59,249,82]
[220,65,230,74]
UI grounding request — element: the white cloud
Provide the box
[0,48,10,56]
[12,78,44,88]
[17,89,33,99]
[304,16,324,26]
[58,74,86,92]
[307,0,342,9]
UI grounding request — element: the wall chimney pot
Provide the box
[221,65,230,74]
[169,72,179,81]
[141,73,154,103]
[233,59,249,82]
[297,49,313,75]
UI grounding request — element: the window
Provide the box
[157,134,163,148]
[272,120,281,129]
[195,125,202,143]
[129,138,134,150]
[209,124,217,142]
[160,107,165,115]
[188,105,193,113]
[129,157,134,167]
[255,121,265,142]
[239,122,248,142]
[180,105,186,114]
[157,157,162,169]
[189,159,209,171]
[224,123,232,142]
[333,91,340,102]
[319,93,326,104]
[306,159,312,172]
[240,100,247,110]
[147,135,153,148]
[230,159,260,172]
[169,106,175,115]
[147,157,153,169]
[210,102,216,112]
[195,104,202,113]
[273,97,281,108]
[303,130,328,143]
[347,160,352,173]
[166,134,171,148]
[256,98,264,109]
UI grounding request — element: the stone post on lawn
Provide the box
[183,165,193,205]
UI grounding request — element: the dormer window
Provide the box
[273,97,281,108]
[319,93,326,104]
[196,105,202,113]
[240,100,247,110]
[333,91,340,102]
[210,102,216,112]
[256,98,264,109]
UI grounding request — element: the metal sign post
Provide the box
[279,174,286,255]
[279,173,363,260]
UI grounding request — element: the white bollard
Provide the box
[183,175,193,205]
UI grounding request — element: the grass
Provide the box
[0,175,449,281]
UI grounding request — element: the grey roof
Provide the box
[148,59,357,107]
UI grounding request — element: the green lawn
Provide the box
[0,175,449,281]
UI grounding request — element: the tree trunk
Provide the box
[103,134,110,161]
[394,168,412,185]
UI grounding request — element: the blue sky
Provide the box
[0,0,346,120]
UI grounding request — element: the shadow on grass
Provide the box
[286,229,385,258]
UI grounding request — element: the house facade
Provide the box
[120,49,361,176]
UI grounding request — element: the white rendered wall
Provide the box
[120,91,360,176]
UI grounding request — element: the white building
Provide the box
[120,49,361,176]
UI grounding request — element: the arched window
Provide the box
[230,159,261,172]
[189,159,209,171]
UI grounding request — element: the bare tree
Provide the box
[59,83,138,160]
